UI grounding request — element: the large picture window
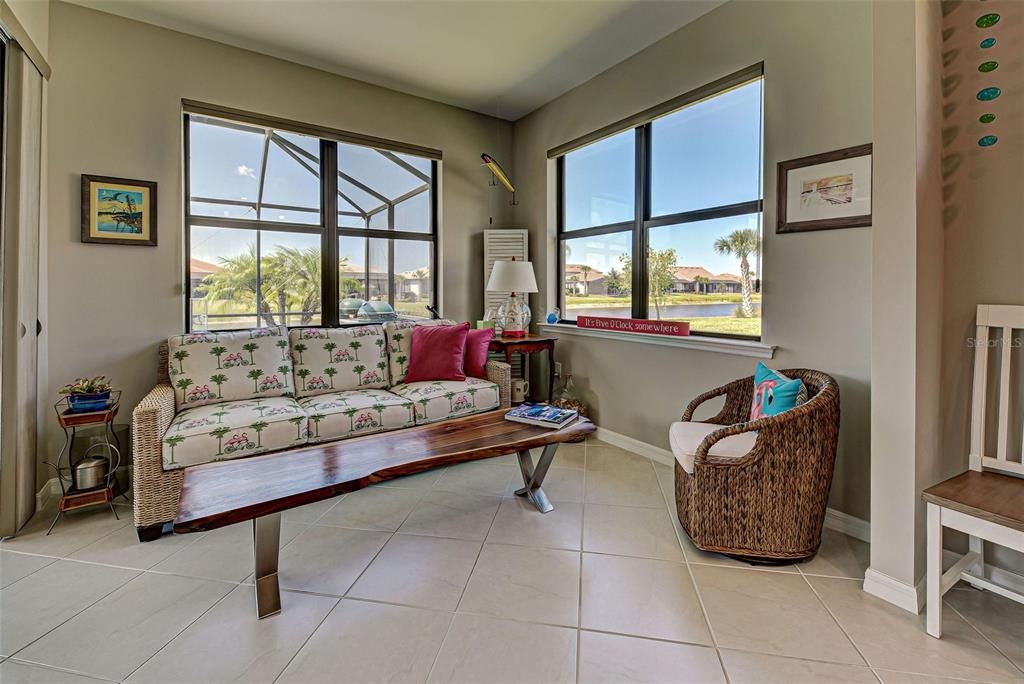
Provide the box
[185,110,438,331]
[556,66,764,339]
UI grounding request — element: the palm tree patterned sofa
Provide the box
[132,320,511,541]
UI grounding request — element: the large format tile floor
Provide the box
[1,439,1022,683]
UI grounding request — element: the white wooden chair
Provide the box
[923,304,1024,638]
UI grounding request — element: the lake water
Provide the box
[568,302,761,319]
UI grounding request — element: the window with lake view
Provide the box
[557,68,764,339]
[185,110,438,332]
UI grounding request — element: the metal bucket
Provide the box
[73,456,109,490]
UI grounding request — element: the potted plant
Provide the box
[60,376,113,413]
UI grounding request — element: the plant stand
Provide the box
[45,393,125,535]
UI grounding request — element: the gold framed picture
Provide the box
[81,174,157,246]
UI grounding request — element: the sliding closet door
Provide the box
[0,44,43,537]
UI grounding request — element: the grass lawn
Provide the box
[566,293,761,308]
[682,316,762,337]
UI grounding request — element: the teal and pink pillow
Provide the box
[750,362,808,420]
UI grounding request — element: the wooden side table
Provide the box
[488,333,558,403]
[45,394,125,535]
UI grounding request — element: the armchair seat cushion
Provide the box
[669,421,758,474]
[162,397,308,470]
[298,389,415,442]
[391,378,500,424]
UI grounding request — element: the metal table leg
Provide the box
[515,444,558,513]
[253,513,282,619]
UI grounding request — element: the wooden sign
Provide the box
[577,316,690,337]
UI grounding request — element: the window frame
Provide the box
[183,108,439,333]
[555,65,764,341]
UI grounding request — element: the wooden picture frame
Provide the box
[81,174,158,246]
[777,144,872,234]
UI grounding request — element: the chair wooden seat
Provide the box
[923,304,1024,639]
[923,471,1024,534]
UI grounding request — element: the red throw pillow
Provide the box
[405,322,470,383]
[464,327,495,379]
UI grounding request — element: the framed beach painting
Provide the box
[777,144,872,233]
[81,174,157,246]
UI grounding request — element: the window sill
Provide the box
[538,323,775,359]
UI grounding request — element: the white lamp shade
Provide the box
[487,259,538,293]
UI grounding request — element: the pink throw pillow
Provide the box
[464,328,495,379]
[405,322,470,383]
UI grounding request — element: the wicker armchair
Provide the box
[674,369,840,563]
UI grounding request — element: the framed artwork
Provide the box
[777,144,872,233]
[81,174,157,246]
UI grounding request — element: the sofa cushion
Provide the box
[669,421,758,475]
[162,397,308,470]
[168,326,293,410]
[289,325,389,398]
[298,389,415,442]
[383,319,455,386]
[391,377,500,425]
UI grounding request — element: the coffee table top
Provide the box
[174,409,593,533]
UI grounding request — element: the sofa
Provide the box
[131,320,512,541]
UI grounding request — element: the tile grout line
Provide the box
[575,440,588,684]
[275,478,440,684]
[4,656,120,683]
[118,578,241,683]
[943,599,1024,677]
[650,457,729,683]
[270,596,344,684]
[424,464,506,683]
[798,568,873,669]
[5,567,145,663]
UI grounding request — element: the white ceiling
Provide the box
[67,0,723,121]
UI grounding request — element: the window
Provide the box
[185,111,438,331]
[557,66,764,339]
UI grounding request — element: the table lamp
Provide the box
[487,257,538,338]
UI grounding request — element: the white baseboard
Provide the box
[863,568,925,613]
[36,477,60,512]
[824,507,871,543]
[593,426,675,467]
[593,424,871,542]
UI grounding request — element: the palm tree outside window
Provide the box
[556,65,764,339]
[185,107,439,332]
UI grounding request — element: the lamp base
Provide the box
[502,328,527,338]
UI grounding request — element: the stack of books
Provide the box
[505,403,578,429]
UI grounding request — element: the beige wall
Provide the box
[42,1,513,483]
[511,0,872,520]
[938,0,1024,573]
[2,0,49,59]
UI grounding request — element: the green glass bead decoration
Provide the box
[976,13,1000,28]
[980,37,996,48]
[978,61,998,73]
[976,87,1001,101]
[979,113,995,124]
[978,135,998,147]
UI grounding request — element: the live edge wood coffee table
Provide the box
[174,409,594,618]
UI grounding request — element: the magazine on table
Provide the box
[505,402,578,429]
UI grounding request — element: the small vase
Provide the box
[68,390,111,413]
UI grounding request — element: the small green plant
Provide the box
[60,376,112,395]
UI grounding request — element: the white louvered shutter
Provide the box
[484,229,529,377]
[484,229,529,316]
